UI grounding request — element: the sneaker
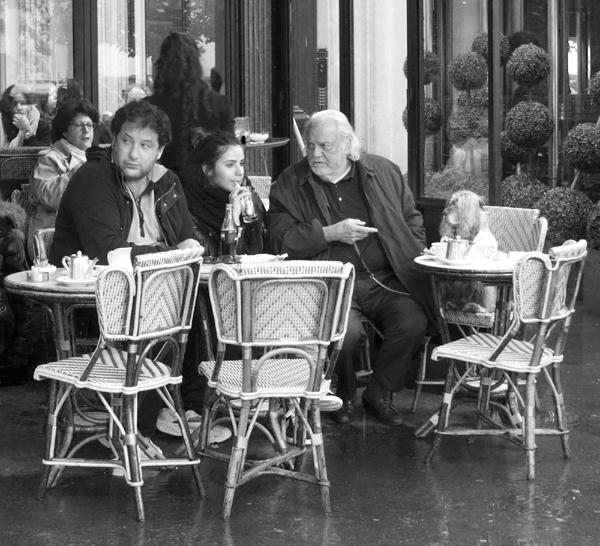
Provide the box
[157,408,203,437]
[319,394,344,412]
[156,407,232,444]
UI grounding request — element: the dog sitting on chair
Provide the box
[438,190,497,315]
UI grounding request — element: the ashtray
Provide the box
[28,270,50,282]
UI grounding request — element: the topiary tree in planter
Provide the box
[585,202,600,249]
[534,187,593,246]
[471,32,511,65]
[562,71,600,190]
[403,50,441,86]
[504,101,554,149]
[501,173,548,208]
[402,97,443,136]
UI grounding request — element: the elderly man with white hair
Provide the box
[267,109,434,426]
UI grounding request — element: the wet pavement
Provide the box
[2,291,600,545]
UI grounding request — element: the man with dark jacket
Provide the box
[50,100,200,265]
[267,110,433,426]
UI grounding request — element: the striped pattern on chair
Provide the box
[426,240,587,480]
[199,260,355,520]
[34,247,204,521]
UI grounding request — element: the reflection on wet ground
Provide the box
[2,296,600,545]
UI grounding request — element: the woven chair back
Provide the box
[208,260,355,350]
[485,206,547,252]
[513,239,587,324]
[33,227,55,262]
[247,176,271,200]
[95,247,203,342]
[0,155,39,180]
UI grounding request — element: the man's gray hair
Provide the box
[305,109,362,161]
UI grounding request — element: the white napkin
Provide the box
[107,247,133,273]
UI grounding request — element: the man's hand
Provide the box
[323,218,378,245]
[177,238,204,253]
[12,113,31,134]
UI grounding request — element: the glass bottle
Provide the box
[220,203,238,263]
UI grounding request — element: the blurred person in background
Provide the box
[0,84,51,147]
[145,32,234,178]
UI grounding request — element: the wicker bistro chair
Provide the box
[425,240,587,479]
[33,248,204,521]
[33,227,55,263]
[199,260,355,520]
[412,206,549,412]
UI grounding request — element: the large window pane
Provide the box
[0,0,72,104]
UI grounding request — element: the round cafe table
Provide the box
[4,269,96,360]
[413,252,526,438]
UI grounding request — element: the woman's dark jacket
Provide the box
[49,146,195,265]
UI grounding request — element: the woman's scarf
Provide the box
[183,169,231,232]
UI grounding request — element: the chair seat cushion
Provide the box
[33,347,180,394]
[431,332,561,373]
[199,358,331,399]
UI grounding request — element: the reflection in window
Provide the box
[0,0,72,100]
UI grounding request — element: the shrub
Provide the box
[500,173,548,208]
[507,30,540,54]
[402,98,443,135]
[562,123,600,173]
[589,71,600,108]
[448,52,488,91]
[505,101,553,148]
[471,32,511,65]
[586,202,600,249]
[425,167,488,200]
[457,87,488,110]
[403,51,441,86]
[508,44,551,86]
[534,187,593,246]
[500,131,530,164]
[447,107,485,142]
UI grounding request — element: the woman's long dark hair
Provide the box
[152,32,208,149]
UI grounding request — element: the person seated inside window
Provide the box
[0,84,51,147]
[179,130,266,260]
[27,98,99,260]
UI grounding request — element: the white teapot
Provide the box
[62,251,98,280]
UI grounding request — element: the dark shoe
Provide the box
[362,389,405,426]
[330,400,355,424]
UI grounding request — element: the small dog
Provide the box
[438,190,497,315]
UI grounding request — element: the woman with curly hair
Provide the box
[145,32,234,178]
[27,98,99,259]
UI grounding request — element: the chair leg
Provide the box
[122,394,145,521]
[551,364,570,459]
[172,387,205,498]
[222,400,251,521]
[425,360,456,465]
[524,374,537,480]
[38,380,58,500]
[411,338,429,413]
[310,403,332,516]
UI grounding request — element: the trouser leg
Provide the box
[357,275,428,394]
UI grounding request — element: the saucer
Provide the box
[56,275,97,286]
